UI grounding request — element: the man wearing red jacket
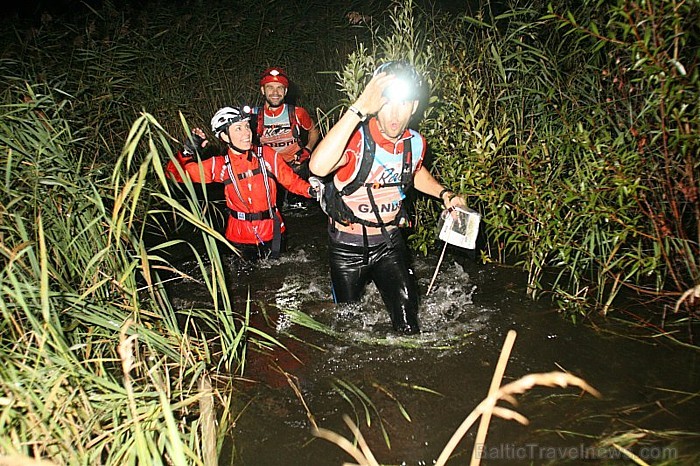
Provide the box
[168,105,314,260]
[256,67,320,208]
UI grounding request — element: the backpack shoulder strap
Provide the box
[339,122,375,196]
[287,104,302,143]
[256,106,264,137]
[400,136,414,190]
[287,104,296,125]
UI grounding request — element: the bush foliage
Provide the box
[333,0,698,318]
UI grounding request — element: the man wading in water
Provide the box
[309,61,466,334]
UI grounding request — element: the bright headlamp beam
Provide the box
[384,78,414,102]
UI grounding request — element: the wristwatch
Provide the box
[347,105,367,122]
[439,188,454,201]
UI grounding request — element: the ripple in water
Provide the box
[273,255,494,351]
[167,241,493,354]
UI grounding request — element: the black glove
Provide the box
[308,176,327,213]
[183,131,207,157]
[294,147,311,163]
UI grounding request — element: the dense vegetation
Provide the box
[395,0,698,323]
[1,0,697,463]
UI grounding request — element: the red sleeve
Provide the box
[171,151,219,183]
[265,147,312,197]
[165,159,184,182]
[294,106,314,131]
[335,130,363,182]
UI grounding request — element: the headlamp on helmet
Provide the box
[211,105,251,137]
[374,61,422,102]
[260,67,289,87]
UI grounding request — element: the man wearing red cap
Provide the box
[256,67,320,208]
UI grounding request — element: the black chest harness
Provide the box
[322,122,414,249]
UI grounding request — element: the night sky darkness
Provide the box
[5,0,98,19]
[4,0,479,23]
[3,0,159,21]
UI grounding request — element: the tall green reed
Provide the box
[420,0,697,321]
[0,80,245,463]
[0,1,393,460]
[545,0,700,313]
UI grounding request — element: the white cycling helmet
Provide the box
[210,105,251,137]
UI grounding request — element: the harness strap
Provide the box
[331,125,413,229]
[401,136,414,188]
[362,181,403,188]
[366,186,396,248]
[224,155,248,206]
[256,107,264,137]
[362,226,369,265]
[227,207,277,221]
[233,166,264,180]
[224,149,280,255]
[339,123,376,197]
[288,104,302,149]
[223,166,275,185]
[255,146,283,258]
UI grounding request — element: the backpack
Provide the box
[322,122,414,243]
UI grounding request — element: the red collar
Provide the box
[367,117,412,152]
[264,104,286,118]
[227,147,255,163]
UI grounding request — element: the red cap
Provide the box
[259,67,289,87]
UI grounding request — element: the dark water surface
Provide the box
[167,207,699,466]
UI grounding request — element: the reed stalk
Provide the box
[313,330,602,465]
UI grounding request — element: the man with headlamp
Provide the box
[309,61,466,334]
